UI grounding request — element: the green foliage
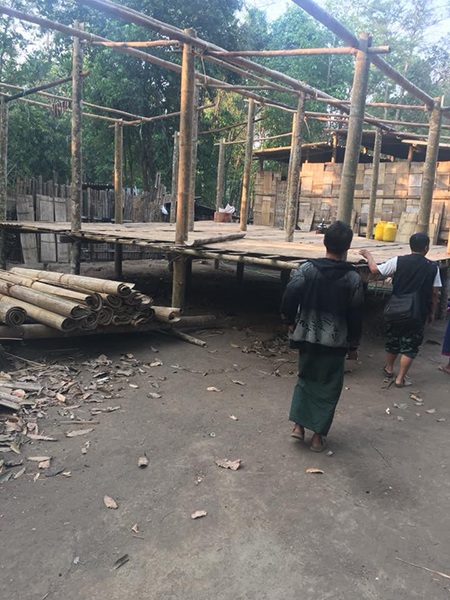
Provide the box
[1,0,450,207]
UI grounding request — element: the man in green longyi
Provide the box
[281,221,364,452]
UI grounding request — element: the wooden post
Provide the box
[417,98,443,234]
[337,33,371,224]
[406,144,414,167]
[70,22,83,275]
[215,138,226,212]
[285,93,306,242]
[114,120,123,278]
[170,131,179,223]
[172,28,196,309]
[188,86,199,232]
[366,127,382,240]
[0,98,8,269]
[239,99,255,231]
[331,133,337,163]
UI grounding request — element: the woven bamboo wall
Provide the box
[7,176,169,265]
[254,161,450,242]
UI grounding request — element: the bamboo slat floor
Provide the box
[1,221,450,269]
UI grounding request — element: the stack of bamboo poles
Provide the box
[0,268,180,334]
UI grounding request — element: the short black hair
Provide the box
[324,220,353,255]
[410,232,430,252]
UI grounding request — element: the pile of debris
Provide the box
[0,268,180,338]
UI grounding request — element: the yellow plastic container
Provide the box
[383,221,397,242]
[374,221,386,241]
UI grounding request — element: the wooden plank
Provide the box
[298,209,315,232]
[37,194,57,262]
[16,194,38,264]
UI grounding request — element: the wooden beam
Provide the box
[417,98,443,234]
[215,138,226,212]
[114,121,123,278]
[120,102,215,127]
[366,127,382,240]
[291,0,434,109]
[337,33,371,224]
[208,45,390,57]
[172,28,196,309]
[4,72,87,103]
[91,39,179,47]
[70,22,83,275]
[170,131,179,224]
[239,99,255,232]
[0,98,7,268]
[0,4,295,113]
[285,93,305,242]
[188,86,200,232]
[78,0,389,129]
[314,97,427,111]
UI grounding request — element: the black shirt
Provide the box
[392,254,438,321]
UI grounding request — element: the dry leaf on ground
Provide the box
[191,510,207,520]
[81,441,90,455]
[13,467,26,479]
[150,360,163,367]
[56,392,66,403]
[231,380,246,386]
[129,383,139,389]
[131,524,139,534]
[230,415,238,421]
[147,392,162,399]
[426,409,436,414]
[138,455,149,468]
[66,428,94,438]
[306,468,324,474]
[27,456,51,462]
[207,387,221,392]
[410,394,422,402]
[27,434,57,442]
[113,554,129,570]
[215,459,241,471]
[104,495,118,509]
[12,389,26,399]
[38,459,51,469]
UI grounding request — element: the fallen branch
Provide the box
[162,329,207,347]
[396,557,450,580]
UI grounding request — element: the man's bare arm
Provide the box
[428,287,439,323]
[359,249,380,275]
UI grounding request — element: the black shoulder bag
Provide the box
[383,270,428,324]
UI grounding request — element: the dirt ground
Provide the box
[1,258,449,600]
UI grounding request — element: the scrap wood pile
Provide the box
[0,349,167,482]
[0,268,180,337]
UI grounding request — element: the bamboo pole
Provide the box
[314,97,427,111]
[119,102,215,127]
[240,99,256,232]
[417,98,443,234]
[215,138,226,212]
[172,28,196,310]
[91,39,179,47]
[153,306,181,322]
[0,293,77,331]
[10,268,134,296]
[4,72,87,103]
[170,131,179,223]
[199,117,265,136]
[285,93,306,242]
[188,86,200,232]
[185,232,246,247]
[337,33,371,224]
[305,110,450,131]
[70,22,83,275]
[0,97,7,269]
[76,0,390,129]
[291,0,434,109]
[114,120,123,278]
[366,127,382,239]
[208,46,390,57]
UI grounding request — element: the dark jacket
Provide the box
[281,258,364,353]
[392,254,438,322]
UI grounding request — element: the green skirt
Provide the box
[289,348,345,436]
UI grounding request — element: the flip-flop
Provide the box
[291,428,305,441]
[395,380,412,388]
[310,437,327,453]
[383,367,394,378]
[439,366,450,375]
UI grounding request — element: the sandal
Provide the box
[310,436,327,453]
[439,365,450,375]
[291,426,305,441]
[383,367,394,378]
[395,379,412,388]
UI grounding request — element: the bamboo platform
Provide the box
[1,221,450,271]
